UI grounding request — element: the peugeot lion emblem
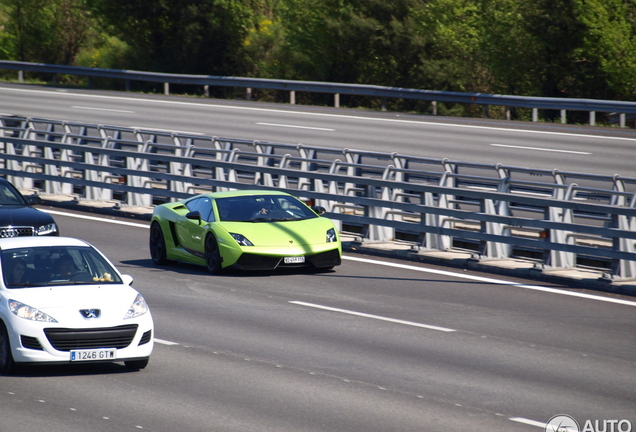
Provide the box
[80,309,101,319]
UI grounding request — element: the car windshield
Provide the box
[216,195,319,222]
[0,182,27,206]
[1,246,122,288]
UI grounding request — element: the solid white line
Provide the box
[154,338,179,346]
[509,417,546,428]
[289,301,456,332]
[2,86,635,142]
[256,122,335,131]
[42,209,149,229]
[342,256,636,307]
[72,105,134,113]
[491,143,592,155]
[128,126,205,135]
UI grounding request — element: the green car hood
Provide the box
[219,217,335,247]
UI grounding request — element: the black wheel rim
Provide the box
[150,225,165,261]
[205,236,219,271]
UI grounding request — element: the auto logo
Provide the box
[80,309,101,319]
[1,228,18,238]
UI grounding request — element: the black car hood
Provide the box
[0,205,55,227]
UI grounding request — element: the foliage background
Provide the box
[0,0,634,120]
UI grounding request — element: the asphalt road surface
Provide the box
[1,209,634,432]
[1,83,636,178]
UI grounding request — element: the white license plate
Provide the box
[70,348,117,362]
[284,256,305,264]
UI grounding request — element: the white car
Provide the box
[0,237,153,374]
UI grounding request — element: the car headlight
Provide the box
[230,233,254,246]
[9,300,58,322]
[124,294,149,319]
[36,222,58,236]
[326,228,337,243]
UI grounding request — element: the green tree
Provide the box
[86,0,260,76]
[573,0,636,100]
[276,0,435,86]
[0,0,94,64]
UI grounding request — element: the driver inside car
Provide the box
[52,254,77,279]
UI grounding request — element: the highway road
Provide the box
[1,83,635,431]
[1,83,636,179]
[1,209,634,432]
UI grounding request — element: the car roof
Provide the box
[195,190,291,199]
[0,236,91,250]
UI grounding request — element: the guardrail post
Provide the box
[246,87,252,101]
[620,113,626,128]
[589,111,596,126]
[560,109,566,124]
[427,169,455,251]
[609,179,636,278]
[170,135,194,194]
[532,108,538,122]
[334,93,340,108]
[290,91,296,105]
[431,101,437,116]
[18,70,24,82]
[479,170,512,259]
[547,182,576,268]
[2,140,25,186]
[611,210,636,278]
[164,82,169,95]
[204,85,210,98]
[365,184,392,242]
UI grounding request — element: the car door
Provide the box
[174,197,214,257]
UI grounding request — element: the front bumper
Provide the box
[8,315,154,365]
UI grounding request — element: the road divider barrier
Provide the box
[1,115,635,279]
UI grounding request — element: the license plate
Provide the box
[284,256,305,264]
[70,348,117,362]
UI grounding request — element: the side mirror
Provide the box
[186,211,202,224]
[312,206,326,215]
[27,195,42,205]
[121,274,134,285]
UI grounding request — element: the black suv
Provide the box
[0,178,59,237]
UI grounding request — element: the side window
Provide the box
[186,197,214,222]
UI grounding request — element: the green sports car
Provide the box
[149,190,342,273]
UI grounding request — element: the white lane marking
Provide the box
[491,143,592,155]
[128,126,205,135]
[2,86,635,142]
[42,209,149,229]
[45,209,636,307]
[289,301,456,332]
[256,122,335,131]
[343,256,636,307]
[509,417,546,428]
[154,338,179,346]
[72,105,134,113]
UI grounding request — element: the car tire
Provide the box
[124,358,149,370]
[0,322,16,376]
[205,233,223,274]
[149,222,168,265]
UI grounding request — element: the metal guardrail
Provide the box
[1,61,635,127]
[1,115,635,279]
